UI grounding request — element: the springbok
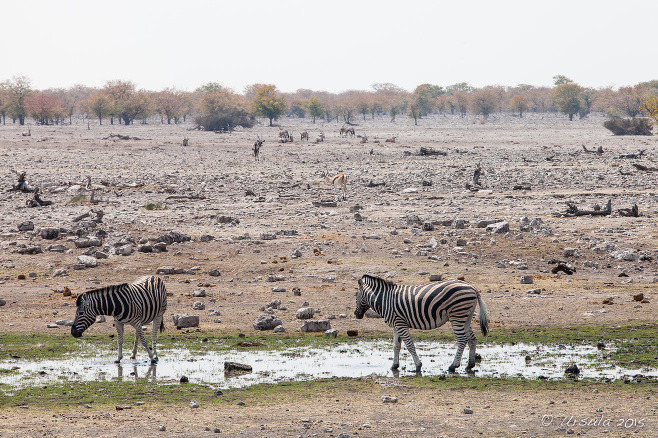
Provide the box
[323,171,347,200]
[253,135,264,161]
[300,131,309,141]
[278,129,291,142]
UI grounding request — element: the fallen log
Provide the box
[618,204,639,217]
[419,147,447,156]
[582,145,603,154]
[632,163,658,172]
[103,134,144,140]
[561,199,612,217]
[617,150,645,159]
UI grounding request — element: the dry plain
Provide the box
[0,113,657,437]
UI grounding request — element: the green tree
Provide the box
[509,95,529,117]
[303,96,326,123]
[553,75,574,86]
[85,91,112,125]
[551,83,583,121]
[5,76,32,125]
[413,84,444,116]
[471,87,498,117]
[195,86,253,131]
[250,85,286,126]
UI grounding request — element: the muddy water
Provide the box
[1,340,655,390]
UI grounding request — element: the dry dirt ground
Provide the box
[0,114,657,437]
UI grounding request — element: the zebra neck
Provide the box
[367,288,387,315]
[88,288,123,317]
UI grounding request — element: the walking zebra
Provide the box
[354,274,489,373]
[71,275,168,364]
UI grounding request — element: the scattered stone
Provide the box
[189,400,199,408]
[40,227,60,240]
[300,320,331,332]
[77,255,98,268]
[381,396,398,403]
[565,364,580,375]
[199,234,214,242]
[179,376,189,383]
[207,269,221,277]
[365,309,382,318]
[172,314,199,328]
[527,288,541,295]
[18,221,34,232]
[463,408,474,414]
[224,361,252,372]
[296,307,315,320]
[192,301,205,310]
[633,293,644,302]
[325,329,338,338]
[253,314,283,330]
[346,330,358,337]
[0,298,6,306]
[273,325,285,333]
[486,221,509,234]
[520,275,534,284]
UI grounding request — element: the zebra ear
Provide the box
[75,295,83,307]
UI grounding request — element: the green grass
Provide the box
[0,373,653,410]
[144,202,166,210]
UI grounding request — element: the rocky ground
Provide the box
[0,113,657,436]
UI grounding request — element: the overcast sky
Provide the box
[3,0,656,94]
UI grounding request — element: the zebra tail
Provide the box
[477,291,489,336]
[160,319,165,333]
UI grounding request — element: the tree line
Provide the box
[1,75,657,129]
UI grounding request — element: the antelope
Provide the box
[339,126,355,138]
[385,136,397,143]
[21,129,31,137]
[300,131,309,141]
[360,135,368,144]
[316,132,325,143]
[278,129,291,142]
[323,171,347,200]
[253,135,264,161]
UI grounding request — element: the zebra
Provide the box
[354,274,489,373]
[71,275,168,364]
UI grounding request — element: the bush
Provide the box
[603,118,653,136]
[144,202,166,211]
[195,110,255,132]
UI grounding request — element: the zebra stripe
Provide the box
[355,274,489,373]
[71,275,168,364]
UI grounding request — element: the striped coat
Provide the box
[355,274,489,373]
[71,275,168,364]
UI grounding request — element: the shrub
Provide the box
[144,202,166,211]
[194,110,254,132]
[603,118,653,136]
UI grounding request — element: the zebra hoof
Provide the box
[391,363,399,370]
[415,365,422,374]
[448,365,457,373]
[114,359,122,364]
[151,358,159,364]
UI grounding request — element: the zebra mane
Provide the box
[80,283,129,300]
[360,274,395,288]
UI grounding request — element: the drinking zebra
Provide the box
[71,275,168,364]
[354,274,489,373]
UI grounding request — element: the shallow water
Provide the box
[1,340,655,390]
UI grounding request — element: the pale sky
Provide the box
[3,0,656,94]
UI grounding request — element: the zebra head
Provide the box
[71,293,96,338]
[354,277,370,319]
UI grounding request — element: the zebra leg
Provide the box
[133,325,154,362]
[396,325,422,373]
[391,329,402,370]
[150,315,163,363]
[465,325,477,371]
[115,322,125,364]
[448,321,468,372]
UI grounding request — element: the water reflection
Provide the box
[116,364,157,382]
[1,340,656,390]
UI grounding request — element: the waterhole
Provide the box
[1,340,655,390]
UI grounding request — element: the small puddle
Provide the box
[1,340,655,390]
